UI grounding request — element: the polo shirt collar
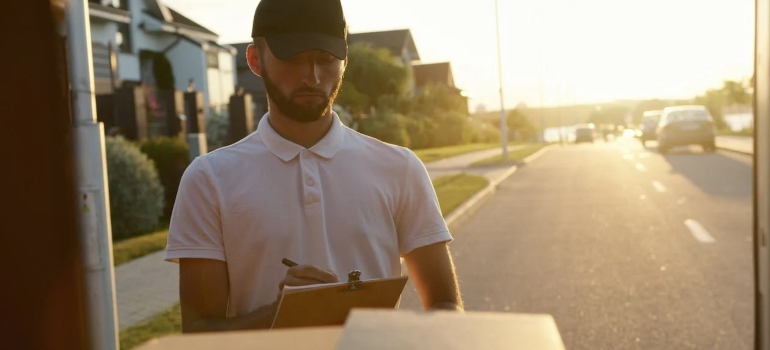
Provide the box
[258,111,346,162]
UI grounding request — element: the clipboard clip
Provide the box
[346,270,362,291]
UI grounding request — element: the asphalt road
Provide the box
[400,137,754,349]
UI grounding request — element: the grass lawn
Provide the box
[413,143,503,163]
[113,229,169,266]
[432,173,490,216]
[118,173,490,349]
[470,144,549,167]
[119,303,181,350]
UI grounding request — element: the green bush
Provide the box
[403,116,427,149]
[106,136,165,240]
[358,109,411,147]
[206,110,229,151]
[139,137,189,220]
[469,121,501,144]
[428,112,473,148]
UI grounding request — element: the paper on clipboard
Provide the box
[271,272,408,329]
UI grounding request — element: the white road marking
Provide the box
[652,181,667,193]
[684,219,716,243]
[636,163,647,172]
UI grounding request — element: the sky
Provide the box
[161,0,755,111]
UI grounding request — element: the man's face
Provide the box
[250,43,345,123]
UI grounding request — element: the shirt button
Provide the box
[306,177,315,186]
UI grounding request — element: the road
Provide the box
[400,137,754,349]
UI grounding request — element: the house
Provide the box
[87,0,236,114]
[412,62,469,114]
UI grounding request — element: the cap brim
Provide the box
[265,33,347,60]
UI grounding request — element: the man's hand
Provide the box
[278,265,339,293]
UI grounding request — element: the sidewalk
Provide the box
[425,145,528,180]
[114,146,527,330]
[716,135,753,155]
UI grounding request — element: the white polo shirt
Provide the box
[165,111,452,317]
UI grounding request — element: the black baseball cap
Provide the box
[251,0,348,60]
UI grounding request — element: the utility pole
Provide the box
[494,0,508,158]
[66,0,119,348]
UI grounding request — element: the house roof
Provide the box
[180,35,237,55]
[88,2,131,23]
[165,7,217,36]
[144,0,218,37]
[348,29,420,61]
[413,62,455,89]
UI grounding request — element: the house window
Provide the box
[206,51,219,68]
[117,23,131,53]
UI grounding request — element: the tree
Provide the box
[721,80,751,105]
[335,81,370,115]
[410,82,467,116]
[694,88,727,129]
[404,83,471,147]
[507,108,536,141]
[336,43,410,114]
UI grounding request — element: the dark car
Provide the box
[574,124,596,143]
[656,105,716,154]
[638,110,661,147]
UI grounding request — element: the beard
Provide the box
[262,67,343,123]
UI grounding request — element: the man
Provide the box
[165,0,463,333]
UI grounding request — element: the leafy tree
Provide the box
[336,43,410,114]
[694,88,727,129]
[507,108,536,142]
[721,80,751,105]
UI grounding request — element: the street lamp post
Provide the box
[494,0,508,158]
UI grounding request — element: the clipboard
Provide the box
[271,270,408,329]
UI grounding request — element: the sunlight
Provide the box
[159,0,754,109]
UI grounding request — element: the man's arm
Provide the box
[403,242,464,311]
[179,259,340,333]
[179,258,277,333]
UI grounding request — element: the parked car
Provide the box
[574,124,596,143]
[656,105,716,154]
[638,110,662,147]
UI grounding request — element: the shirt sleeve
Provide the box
[165,157,225,263]
[394,151,453,256]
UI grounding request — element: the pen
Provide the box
[282,258,298,268]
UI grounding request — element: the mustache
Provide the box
[291,87,328,98]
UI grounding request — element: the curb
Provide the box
[444,144,556,233]
[717,146,753,156]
